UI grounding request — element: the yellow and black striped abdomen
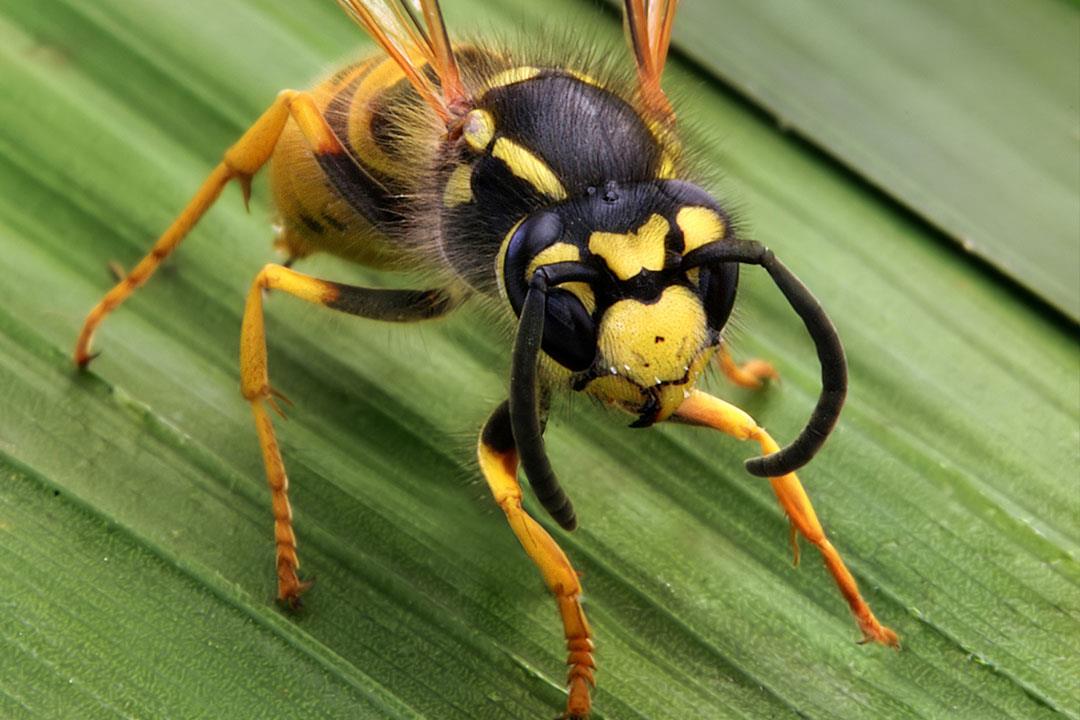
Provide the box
[269,55,442,270]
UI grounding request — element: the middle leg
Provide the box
[240,262,463,604]
[718,342,779,389]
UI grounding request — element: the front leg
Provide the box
[675,389,899,647]
[478,402,595,719]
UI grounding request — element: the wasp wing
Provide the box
[336,0,468,123]
[623,0,678,122]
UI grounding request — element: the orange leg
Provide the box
[74,89,344,367]
[718,343,779,390]
[675,390,899,647]
[479,403,595,719]
[241,263,459,605]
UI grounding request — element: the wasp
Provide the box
[74,1,899,716]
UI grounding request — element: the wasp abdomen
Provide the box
[269,55,442,270]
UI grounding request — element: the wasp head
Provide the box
[501,180,738,426]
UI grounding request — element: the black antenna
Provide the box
[509,262,602,530]
[682,240,847,477]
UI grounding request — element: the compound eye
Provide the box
[542,290,597,372]
[504,211,564,311]
[697,262,739,331]
[503,211,597,372]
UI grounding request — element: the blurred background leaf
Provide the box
[0,1,1076,718]
[667,0,1080,320]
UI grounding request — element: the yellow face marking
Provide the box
[596,285,707,386]
[492,138,568,200]
[488,66,541,88]
[588,286,712,421]
[443,163,473,206]
[585,354,712,423]
[677,206,726,254]
[464,109,495,153]
[527,243,595,314]
[588,214,669,281]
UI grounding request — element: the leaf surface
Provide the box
[669,0,1080,319]
[0,1,1076,718]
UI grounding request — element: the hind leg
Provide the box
[75,89,345,367]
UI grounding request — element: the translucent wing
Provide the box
[337,0,468,123]
[623,0,678,122]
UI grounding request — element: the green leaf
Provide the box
[670,0,1080,320]
[0,1,1076,718]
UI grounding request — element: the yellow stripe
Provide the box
[347,57,408,177]
[443,163,473,206]
[492,137,567,200]
[647,117,682,179]
[495,217,526,301]
[588,214,669,281]
[488,66,541,88]
[565,69,600,86]
[658,151,677,179]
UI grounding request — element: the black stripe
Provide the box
[298,212,324,234]
[320,212,347,233]
[317,76,404,233]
